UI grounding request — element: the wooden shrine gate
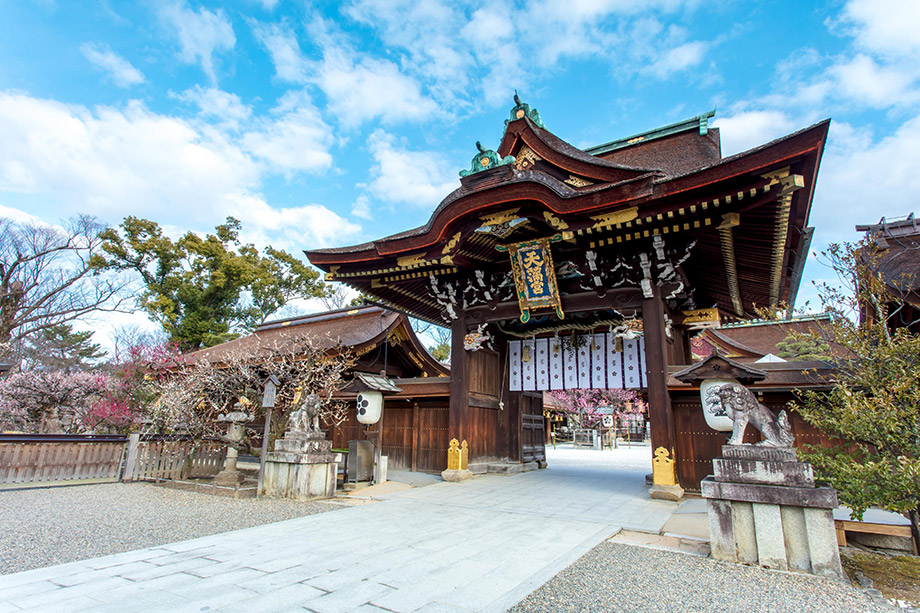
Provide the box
[306,97,829,493]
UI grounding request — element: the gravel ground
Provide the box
[509,542,890,613]
[0,482,361,575]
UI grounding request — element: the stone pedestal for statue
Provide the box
[702,445,844,580]
[261,430,337,500]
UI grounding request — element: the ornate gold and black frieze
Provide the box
[572,176,789,248]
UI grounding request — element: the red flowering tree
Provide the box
[546,388,645,428]
[82,397,137,433]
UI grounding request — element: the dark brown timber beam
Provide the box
[466,288,644,323]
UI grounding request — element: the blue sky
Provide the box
[2,0,919,344]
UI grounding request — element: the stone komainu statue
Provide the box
[707,383,795,447]
[289,392,322,435]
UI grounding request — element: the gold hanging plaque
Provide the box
[497,235,565,323]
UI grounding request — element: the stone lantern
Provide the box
[213,404,251,486]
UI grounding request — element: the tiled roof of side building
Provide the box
[186,306,399,364]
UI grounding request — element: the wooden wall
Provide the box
[672,389,838,492]
[520,392,546,463]
[469,349,501,395]
[325,399,449,474]
[467,348,506,463]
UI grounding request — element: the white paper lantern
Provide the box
[356,391,383,424]
[699,378,737,432]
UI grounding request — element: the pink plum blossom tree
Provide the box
[546,388,645,429]
[0,370,110,433]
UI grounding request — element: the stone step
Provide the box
[487,463,522,475]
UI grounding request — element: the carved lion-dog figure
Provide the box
[706,383,795,447]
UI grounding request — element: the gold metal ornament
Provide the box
[652,447,678,486]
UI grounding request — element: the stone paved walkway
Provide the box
[0,446,674,612]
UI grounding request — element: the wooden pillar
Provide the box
[411,401,419,472]
[642,287,684,499]
[507,391,522,462]
[668,326,691,365]
[449,312,470,443]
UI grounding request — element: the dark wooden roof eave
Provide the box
[667,360,834,391]
[498,116,659,180]
[306,174,657,265]
[306,120,830,270]
[649,119,829,200]
[332,376,451,400]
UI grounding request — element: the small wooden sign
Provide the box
[261,375,280,408]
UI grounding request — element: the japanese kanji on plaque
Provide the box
[501,236,565,323]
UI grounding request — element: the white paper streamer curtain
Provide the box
[508,334,646,391]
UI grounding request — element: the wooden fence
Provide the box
[0,434,127,485]
[122,435,226,482]
[0,434,227,486]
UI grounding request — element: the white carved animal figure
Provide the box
[707,383,795,447]
[303,393,321,432]
[288,393,321,435]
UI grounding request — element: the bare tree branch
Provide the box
[0,215,134,358]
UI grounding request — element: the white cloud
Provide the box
[159,2,235,85]
[241,91,333,174]
[644,41,708,78]
[316,52,438,127]
[0,90,349,260]
[0,92,254,225]
[829,54,919,108]
[530,0,691,21]
[309,18,439,126]
[343,0,710,110]
[351,194,372,220]
[251,17,439,126]
[80,43,145,87]
[839,0,920,59]
[795,115,920,312]
[228,194,361,250]
[0,203,44,224]
[365,130,457,207]
[713,110,796,157]
[752,6,920,116]
[463,6,514,43]
[251,22,310,83]
[176,86,252,128]
[811,116,920,246]
[460,6,525,106]
[346,0,470,94]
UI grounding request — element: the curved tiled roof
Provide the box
[185,305,448,377]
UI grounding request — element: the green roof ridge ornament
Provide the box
[459,140,515,177]
[505,91,545,130]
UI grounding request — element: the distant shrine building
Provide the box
[305,99,829,496]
